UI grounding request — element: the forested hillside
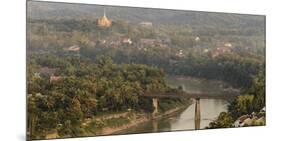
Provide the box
[27,1,264,29]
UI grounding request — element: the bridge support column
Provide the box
[194,98,201,130]
[152,120,158,132]
[152,98,158,118]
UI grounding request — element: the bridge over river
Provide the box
[141,90,240,99]
[140,90,240,129]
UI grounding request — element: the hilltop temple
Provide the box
[97,9,112,27]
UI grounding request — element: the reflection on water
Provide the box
[116,76,230,134]
[117,99,228,134]
[171,99,228,130]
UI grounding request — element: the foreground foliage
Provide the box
[27,55,188,139]
[208,72,265,128]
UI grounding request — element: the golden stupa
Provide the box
[97,9,112,27]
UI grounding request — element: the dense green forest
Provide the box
[80,45,264,88]
[27,55,189,138]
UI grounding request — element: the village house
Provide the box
[195,36,200,42]
[122,37,133,45]
[50,75,63,82]
[64,45,80,52]
[176,50,184,58]
[210,47,232,58]
[216,41,234,48]
[234,115,249,127]
[139,21,153,27]
[224,42,232,47]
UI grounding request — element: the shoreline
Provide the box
[95,104,190,136]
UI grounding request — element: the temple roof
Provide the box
[97,9,112,27]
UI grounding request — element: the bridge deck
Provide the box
[141,91,240,100]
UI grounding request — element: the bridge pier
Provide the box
[194,98,201,130]
[152,119,158,132]
[152,98,158,118]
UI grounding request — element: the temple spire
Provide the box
[97,7,112,27]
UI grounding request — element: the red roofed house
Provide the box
[50,75,63,82]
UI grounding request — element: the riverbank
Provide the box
[83,103,191,136]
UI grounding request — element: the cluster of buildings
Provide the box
[96,36,172,50]
[94,10,170,50]
[34,67,63,82]
[204,41,234,58]
[95,36,133,48]
[63,10,238,60]
[94,10,199,59]
[234,107,266,127]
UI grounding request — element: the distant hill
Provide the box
[27,1,265,29]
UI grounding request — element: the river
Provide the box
[117,76,234,134]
